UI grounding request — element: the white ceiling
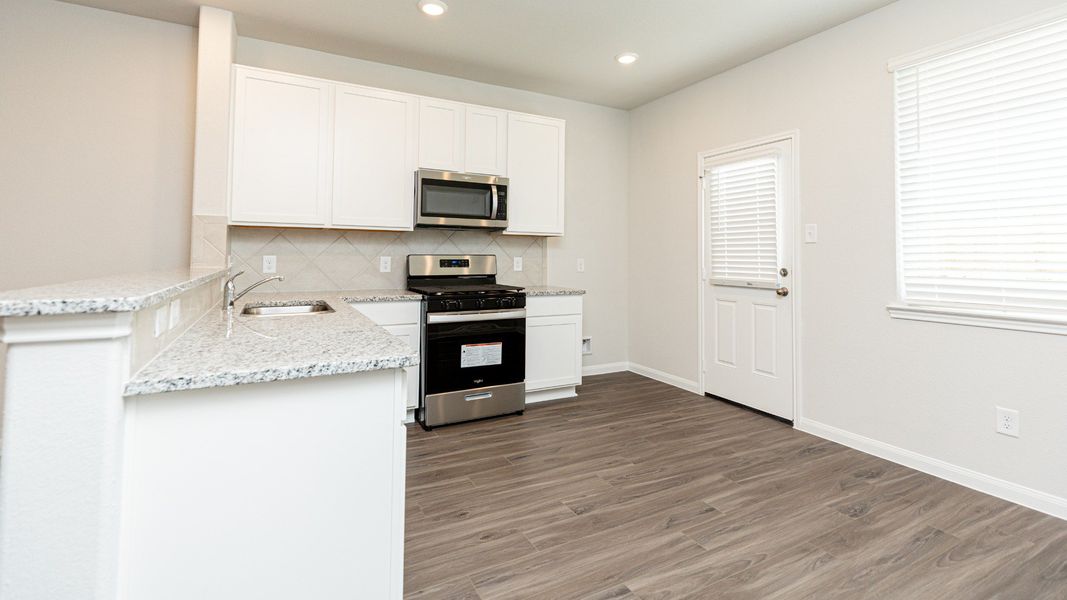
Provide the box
[61,0,897,109]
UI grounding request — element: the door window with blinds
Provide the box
[892,15,1067,320]
[704,148,783,289]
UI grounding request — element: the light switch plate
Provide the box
[380,256,392,273]
[168,299,181,329]
[513,257,523,272]
[154,307,168,338]
[804,224,819,244]
[577,258,586,273]
[262,255,277,274]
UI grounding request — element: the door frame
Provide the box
[696,130,802,423]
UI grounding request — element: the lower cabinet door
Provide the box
[525,314,582,391]
[384,323,421,409]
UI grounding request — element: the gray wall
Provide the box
[627,0,1067,501]
[0,0,197,290]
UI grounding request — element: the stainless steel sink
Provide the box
[240,301,335,317]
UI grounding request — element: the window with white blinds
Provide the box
[894,16,1067,317]
[705,154,780,288]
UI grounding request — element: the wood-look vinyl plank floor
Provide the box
[404,372,1067,599]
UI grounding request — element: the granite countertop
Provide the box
[342,289,423,302]
[341,287,586,299]
[523,286,586,296]
[124,292,419,396]
[0,268,228,317]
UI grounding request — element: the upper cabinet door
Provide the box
[332,85,418,230]
[418,98,465,172]
[464,106,508,176]
[230,68,331,225]
[505,113,565,236]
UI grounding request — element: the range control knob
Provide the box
[483,298,501,309]
[499,297,514,308]
[443,299,461,311]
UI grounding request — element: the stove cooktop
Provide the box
[407,283,525,296]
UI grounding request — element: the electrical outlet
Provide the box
[577,258,586,273]
[380,256,392,273]
[262,255,277,274]
[168,299,181,329]
[513,257,523,272]
[582,336,593,355]
[154,307,168,338]
[995,406,1020,437]
[804,224,819,244]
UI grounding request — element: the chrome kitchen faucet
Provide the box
[223,271,284,311]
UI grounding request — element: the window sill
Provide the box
[886,304,1067,336]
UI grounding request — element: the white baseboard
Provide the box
[627,362,701,395]
[582,362,629,376]
[526,386,577,404]
[796,418,1067,521]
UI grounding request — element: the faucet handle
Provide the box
[226,270,246,285]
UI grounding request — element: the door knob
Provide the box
[776,287,789,297]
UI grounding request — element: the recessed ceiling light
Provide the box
[615,52,639,65]
[417,0,448,16]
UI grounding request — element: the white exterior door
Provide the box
[701,137,795,420]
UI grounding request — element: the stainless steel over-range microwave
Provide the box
[415,169,508,230]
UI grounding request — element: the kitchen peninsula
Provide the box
[0,270,416,600]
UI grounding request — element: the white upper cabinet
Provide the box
[464,106,508,176]
[417,98,465,172]
[230,68,331,225]
[333,85,418,230]
[418,101,508,176]
[229,66,564,235]
[506,113,565,236]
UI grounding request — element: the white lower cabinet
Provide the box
[350,301,421,410]
[525,295,583,401]
[383,323,420,410]
[350,297,581,409]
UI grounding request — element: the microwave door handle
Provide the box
[491,185,499,220]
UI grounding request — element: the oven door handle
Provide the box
[426,308,526,324]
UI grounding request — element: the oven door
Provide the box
[423,309,525,395]
[416,169,508,229]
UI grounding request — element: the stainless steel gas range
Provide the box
[407,254,526,429]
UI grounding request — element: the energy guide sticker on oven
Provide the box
[461,342,503,368]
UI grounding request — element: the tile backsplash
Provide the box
[229,227,547,292]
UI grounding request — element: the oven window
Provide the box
[422,180,492,219]
[425,318,524,395]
